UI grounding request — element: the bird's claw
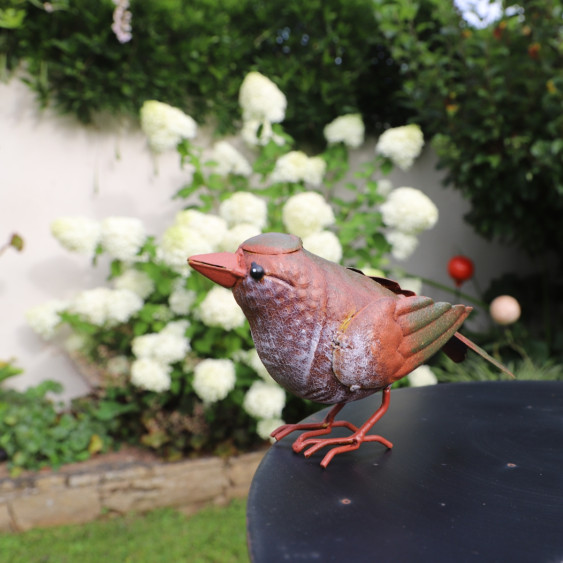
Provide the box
[290,421,360,453]
[270,403,351,443]
[270,421,331,442]
[272,389,393,467]
[271,420,360,450]
[300,433,393,468]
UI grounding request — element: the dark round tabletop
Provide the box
[246,381,563,563]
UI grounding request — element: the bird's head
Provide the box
[188,232,305,290]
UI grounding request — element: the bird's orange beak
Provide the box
[188,251,246,288]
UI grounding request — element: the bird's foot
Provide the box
[271,402,354,447]
[300,432,393,469]
[290,421,360,453]
[295,386,393,468]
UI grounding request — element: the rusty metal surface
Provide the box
[247,381,563,563]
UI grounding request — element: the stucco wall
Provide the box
[0,78,534,400]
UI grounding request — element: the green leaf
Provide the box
[0,8,25,29]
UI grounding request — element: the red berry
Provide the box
[448,256,474,287]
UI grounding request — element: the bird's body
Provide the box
[189,232,512,467]
[232,244,470,404]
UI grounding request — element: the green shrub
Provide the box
[0,379,114,475]
[379,0,563,260]
[433,353,563,383]
[1,0,414,143]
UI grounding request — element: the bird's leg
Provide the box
[299,386,393,468]
[271,402,359,453]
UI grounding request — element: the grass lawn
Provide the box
[0,498,248,562]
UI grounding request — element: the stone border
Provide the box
[0,448,267,532]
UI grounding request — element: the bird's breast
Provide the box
[234,274,341,402]
[233,270,376,404]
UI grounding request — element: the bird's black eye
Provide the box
[250,262,265,281]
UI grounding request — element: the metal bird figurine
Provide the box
[189,233,513,468]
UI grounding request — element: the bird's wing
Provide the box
[332,296,472,390]
[393,296,472,378]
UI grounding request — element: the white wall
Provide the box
[0,78,535,400]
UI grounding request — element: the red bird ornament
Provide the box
[189,233,513,468]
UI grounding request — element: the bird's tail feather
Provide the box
[452,332,515,379]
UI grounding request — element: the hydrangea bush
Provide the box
[26,71,438,459]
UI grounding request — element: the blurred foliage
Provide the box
[375,0,563,369]
[434,353,563,383]
[4,0,562,260]
[483,271,563,362]
[0,373,114,476]
[0,359,23,383]
[378,0,563,261]
[0,0,414,145]
[0,232,24,256]
[432,270,563,380]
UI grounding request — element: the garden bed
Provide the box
[0,446,266,532]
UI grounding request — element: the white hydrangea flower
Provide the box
[130,358,171,392]
[64,332,89,354]
[375,124,424,171]
[302,156,326,186]
[51,217,101,256]
[397,277,422,295]
[149,305,174,323]
[140,100,197,153]
[100,217,146,261]
[71,287,143,326]
[157,225,214,272]
[302,231,342,263]
[193,358,236,404]
[323,114,365,148]
[282,191,335,238]
[240,118,285,146]
[257,418,285,441]
[210,141,252,176]
[107,355,130,377]
[219,192,268,229]
[377,178,393,197]
[174,210,228,251]
[197,286,246,330]
[243,381,286,420]
[113,269,155,299]
[26,299,69,340]
[270,151,326,186]
[161,319,190,338]
[105,289,145,325]
[131,332,165,360]
[168,286,196,315]
[270,151,308,184]
[132,330,190,365]
[408,365,437,387]
[241,119,262,146]
[239,71,287,124]
[70,288,113,326]
[380,187,438,235]
[385,231,419,261]
[219,223,262,253]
